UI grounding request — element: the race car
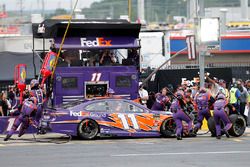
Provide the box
[42,98,176,139]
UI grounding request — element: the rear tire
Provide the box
[78,119,99,140]
[160,118,176,137]
[228,114,246,137]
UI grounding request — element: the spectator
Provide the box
[205,74,226,98]
[7,86,15,103]
[146,91,156,109]
[138,82,149,107]
[246,80,250,117]
[246,80,250,103]
[0,92,11,116]
[236,79,249,125]
[127,49,139,66]
[100,50,116,66]
[191,83,199,99]
[246,80,250,91]
[59,50,81,67]
[218,79,229,101]
[229,83,241,113]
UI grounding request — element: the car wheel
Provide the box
[208,117,216,136]
[78,119,99,140]
[228,114,246,137]
[160,118,176,137]
[207,117,225,137]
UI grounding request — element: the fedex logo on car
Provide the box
[80,37,112,47]
[70,111,90,117]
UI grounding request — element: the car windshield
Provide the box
[62,100,85,109]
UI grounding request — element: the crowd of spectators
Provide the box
[0,85,30,116]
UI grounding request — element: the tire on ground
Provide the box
[208,117,216,136]
[160,118,176,137]
[77,119,99,140]
[207,117,225,136]
[228,114,246,137]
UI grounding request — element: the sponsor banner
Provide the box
[55,37,139,49]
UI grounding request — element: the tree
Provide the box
[54,8,68,16]
[81,0,242,23]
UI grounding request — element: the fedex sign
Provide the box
[80,37,112,47]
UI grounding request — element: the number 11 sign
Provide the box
[186,35,196,60]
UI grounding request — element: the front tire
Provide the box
[78,119,99,140]
[160,118,176,137]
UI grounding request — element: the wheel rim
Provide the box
[233,119,245,135]
[163,119,176,134]
[79,120,98,138]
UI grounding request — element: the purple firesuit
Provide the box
[213,98,232,136]
[170,100,193,136]
[30,89,44,123]
[194,92,211,129]
[7,99,37,138]
[151,93,169,111]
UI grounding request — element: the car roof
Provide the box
[69,98,148,110]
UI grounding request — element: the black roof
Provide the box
[32,19,141,38]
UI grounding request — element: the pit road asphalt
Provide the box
[1,129,250,167]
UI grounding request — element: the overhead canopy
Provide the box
[32,19,141,38]
[32,19,141,49]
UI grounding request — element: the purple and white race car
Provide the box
[41,98,176,139]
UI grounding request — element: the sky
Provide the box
[0,0,102,11]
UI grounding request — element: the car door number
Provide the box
[118,114,139,130]
[6,118,22,132]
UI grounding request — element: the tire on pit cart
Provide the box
[160,118,176,137]
[207,117,225,137]
[228,114,246,137]
[77,119,99,140]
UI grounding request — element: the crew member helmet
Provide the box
[107,88,115,94]
[199,87,207,93]
[217,94,225,100]
[27,96,37,105]
[176,91,184,100]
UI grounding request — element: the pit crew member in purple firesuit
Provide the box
[151,87,170,111]
[4,97,37,141]
[170,91,196,140]
[194,87,214,133]
[29,79,44,126]
[213,93,232,139]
